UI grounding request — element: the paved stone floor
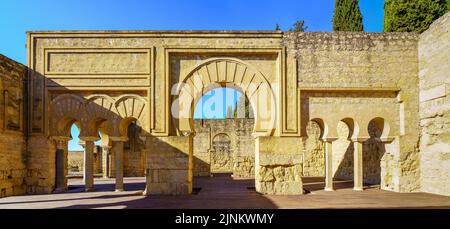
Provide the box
[1,174,450,209]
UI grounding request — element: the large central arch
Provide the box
[174,57,277,136]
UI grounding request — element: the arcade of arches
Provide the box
[0,12,449,198]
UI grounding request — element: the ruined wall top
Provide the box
[283,31,419,51]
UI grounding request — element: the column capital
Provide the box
[251,132,269,138]
[380,136,395,143]
[181,131,196,137]
[51,136,71,149]
[322,137,338,142]
[110,136,129,142]
[351,137,370,142]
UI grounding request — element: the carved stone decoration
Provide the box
[210,133,233,173]
[49,93,148,138]
[50,94,86,136]
[176,58,277,136]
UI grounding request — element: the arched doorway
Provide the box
[174,58,277,194]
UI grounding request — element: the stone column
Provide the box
[94,145,101,174]
[111,137,127,192]
[109,148,116,178]
[54,137,70,193]
[324,139,335,191]
[353,140,364,191]
[81,137,96,192]
[102,145,111,178]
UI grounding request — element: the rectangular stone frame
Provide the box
[27,32,155,135]
[153,46,300,137]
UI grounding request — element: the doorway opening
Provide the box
[192,87,256,193]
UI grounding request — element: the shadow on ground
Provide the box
[2,176,450,209]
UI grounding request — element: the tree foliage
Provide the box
[289,20,308,32]
[332,0,364,31]
[383,0,448,33]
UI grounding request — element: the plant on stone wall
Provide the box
[289,20,308,32]
[332,0,364,31]
[275,23,281,31]
[383,0,448,33]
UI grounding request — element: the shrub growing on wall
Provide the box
[383,0,448,33]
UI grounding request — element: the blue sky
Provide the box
[1,0,384,64]
[194,88,242,119]
[0,0,385,150]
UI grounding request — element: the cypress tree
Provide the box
[383,0,448,33]
[332,0,364,31]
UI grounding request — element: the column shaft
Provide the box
[55,149,65,192]
[353,141,364,191]
[84,140,95,192]
[102,147,110,178]
[63,144,68,189]
[54,139,68,192]
[324,141,334,191]
[109,150,116,178]
[114,141,124,191]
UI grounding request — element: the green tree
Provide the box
[383,0,448,33]
[289,20,308,32]
[332,0,364,31]
[275,23,281,31]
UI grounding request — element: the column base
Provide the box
[85,187,94,192]
[115,188,124,192]
[53,187,68,193]
[324,187,334,191]
[353,187,364,191]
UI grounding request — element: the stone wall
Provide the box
[123,123,145,177]
[68,151,84,173]
[0,54,27,197]
[68,148,103,175]
[285,31,421,192]
[14,19,448,197]
[25,136,56,194]
[193,119,255,178]
[418,12,450,196]
[302,121,324,177]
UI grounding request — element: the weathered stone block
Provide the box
[255,136,303,195]
[145,136,192,195]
